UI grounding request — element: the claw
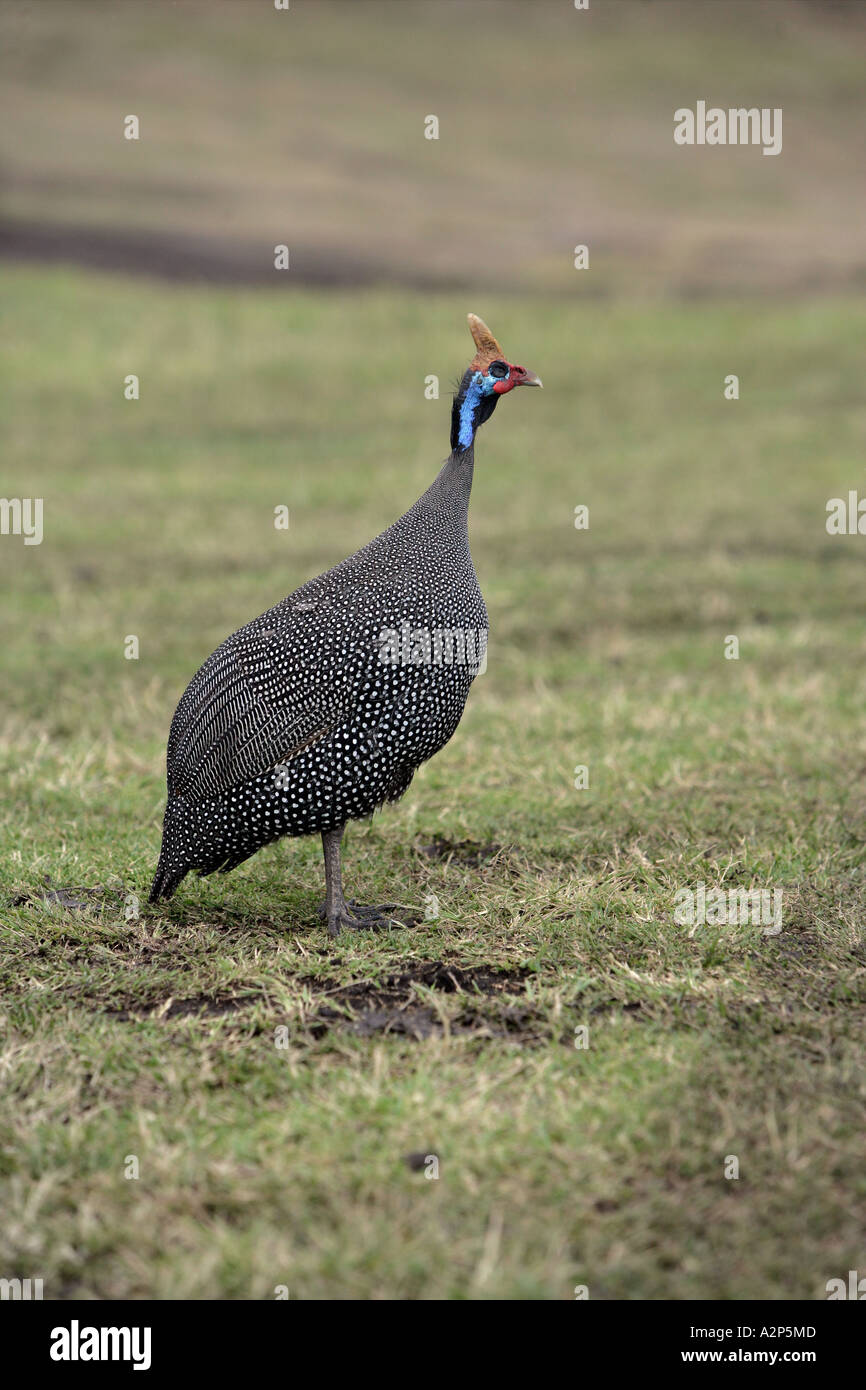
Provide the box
[318,899,419,937]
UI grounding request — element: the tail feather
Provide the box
[148,798,191,903]
[148,795,265,904]
[148,859,186,903]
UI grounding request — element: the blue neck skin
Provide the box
[452,370,498,452]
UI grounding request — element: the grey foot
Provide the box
[317,900,418,937]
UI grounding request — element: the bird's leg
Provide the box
[321,824,350,937]
[319,825,417,936]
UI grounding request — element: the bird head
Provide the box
[451,313,542,452]
[465,313,543,395]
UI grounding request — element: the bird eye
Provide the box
[488,361,509,379]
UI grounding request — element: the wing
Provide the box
[165,578,398,802]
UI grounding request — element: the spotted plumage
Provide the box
[149,314,541,934]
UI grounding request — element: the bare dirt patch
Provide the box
[101,959,538,1042]
[305,959,534,1040]
[417,836,504,868]
[106,993,259,1023]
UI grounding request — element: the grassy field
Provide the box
[1,264,864,1298]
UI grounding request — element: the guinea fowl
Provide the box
[149,313,541,936]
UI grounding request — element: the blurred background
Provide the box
[2,0,865,296]
[2,0,866,1302]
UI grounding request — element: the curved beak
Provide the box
[520,370,543,388]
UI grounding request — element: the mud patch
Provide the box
[106,992,259,1023]
[100,959,539,1043]
[417,836,503,868]
[305,959,535,1041]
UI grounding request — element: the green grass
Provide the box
[1,265,865,1298]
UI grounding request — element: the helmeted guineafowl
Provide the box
[149,313,542,935]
